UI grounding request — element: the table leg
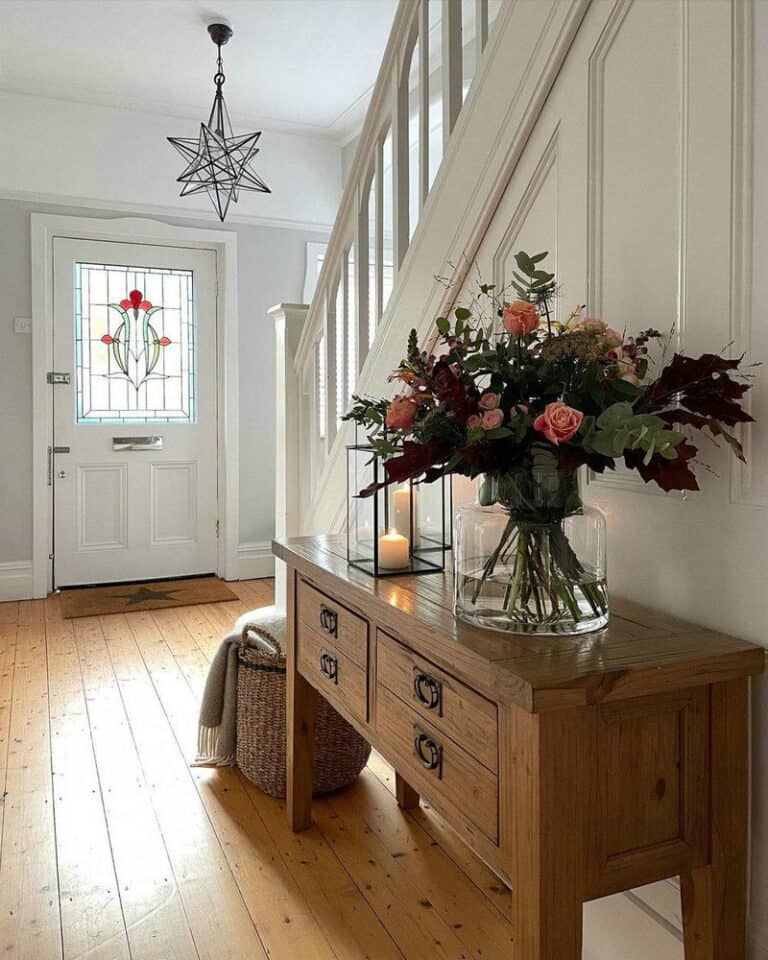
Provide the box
[681,678,749,959]
[395,771,420,810]
[286,570,317,831]
[504,705,590,959]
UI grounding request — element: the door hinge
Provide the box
[47,371,71,384]
[47,445,52,486]
[216,520,220,538]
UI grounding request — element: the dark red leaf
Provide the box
[624,440,700,492]
[556,444,612,474]
[431,360,476,422]
[639,351,753,426]
[358,440,449,497]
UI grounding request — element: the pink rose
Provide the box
[516,403,530,415]
[466,414,482,430]
[385,394,418,430]
[479,392,500,411]
[481,409,504,430]
[533,402,583,444]
[502,300,540,336]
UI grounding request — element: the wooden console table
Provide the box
[274,535,764,959]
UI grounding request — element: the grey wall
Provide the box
[0,198,325,563]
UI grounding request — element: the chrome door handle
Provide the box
[57,470,66,479]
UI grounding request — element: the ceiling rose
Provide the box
[168,22,270,221]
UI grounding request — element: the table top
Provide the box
[274,535,764,712]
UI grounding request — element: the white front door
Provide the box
[52,238,219,586]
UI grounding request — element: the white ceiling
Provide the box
[0,0,398,142]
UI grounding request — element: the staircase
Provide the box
[273,0,590,572]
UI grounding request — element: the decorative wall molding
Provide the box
[0,188,334,236]
[491,122,560,294]
[0,562,34,602]
[585,0,692,499]
[237,541,275,581]
[729,0,763,507]
[585,0,633,319]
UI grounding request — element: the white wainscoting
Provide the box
[0,562,34,602]
[237,541,275,581]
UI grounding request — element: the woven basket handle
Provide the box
[240,623,281,658]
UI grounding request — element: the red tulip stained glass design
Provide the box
[74,262,195,423]
[102,289,172,391]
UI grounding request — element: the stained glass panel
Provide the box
[74,262,196,424]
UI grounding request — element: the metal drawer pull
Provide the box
[112,435,163,451]
[319,650,338,684]
[413,669,442,713]
[319,604,338,638]
[414,730,442,776]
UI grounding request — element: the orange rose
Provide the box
[385,394,418,430]
[533,401,583,444]
[502,300,540,336]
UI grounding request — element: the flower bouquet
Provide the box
[344,252,755,635]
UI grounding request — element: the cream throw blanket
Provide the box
[194,605,286,766]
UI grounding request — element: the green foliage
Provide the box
[582,402,682,463]
[343,252,750,496]
[511,250,556,307]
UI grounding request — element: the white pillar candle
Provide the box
[378,529,410,570]
[392,485,419,543]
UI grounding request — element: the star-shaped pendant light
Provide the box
[168,23,270,221]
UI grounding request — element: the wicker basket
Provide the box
[235,623,371,798]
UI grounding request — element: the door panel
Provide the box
[150,462,198,545]
[76,463,128,550]
[53,238,218,586]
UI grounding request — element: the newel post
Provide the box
[270,302,309,611]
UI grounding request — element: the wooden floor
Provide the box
[0,580,517,960]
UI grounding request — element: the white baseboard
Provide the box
[236,541,275,580]
[0,561,34,602]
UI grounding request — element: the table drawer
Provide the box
[377,630,498,773]
[297,622,368,725]
[298,578,368,669]
[377,684,498,843]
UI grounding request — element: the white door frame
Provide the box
[31,213,240,597]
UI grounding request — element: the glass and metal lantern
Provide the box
[346,444,449,577]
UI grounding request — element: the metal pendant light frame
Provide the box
[168,22,271,221]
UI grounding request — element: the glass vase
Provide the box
[454,455,608,635]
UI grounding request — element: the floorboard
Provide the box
[0,580,517,960]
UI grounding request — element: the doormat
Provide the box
[59,576,239,619]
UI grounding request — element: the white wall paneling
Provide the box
[281,0,768,953]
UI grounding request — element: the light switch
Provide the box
[14,317,32,335]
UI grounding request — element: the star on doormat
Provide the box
[58,576,240,619]
[113,585,183,605]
